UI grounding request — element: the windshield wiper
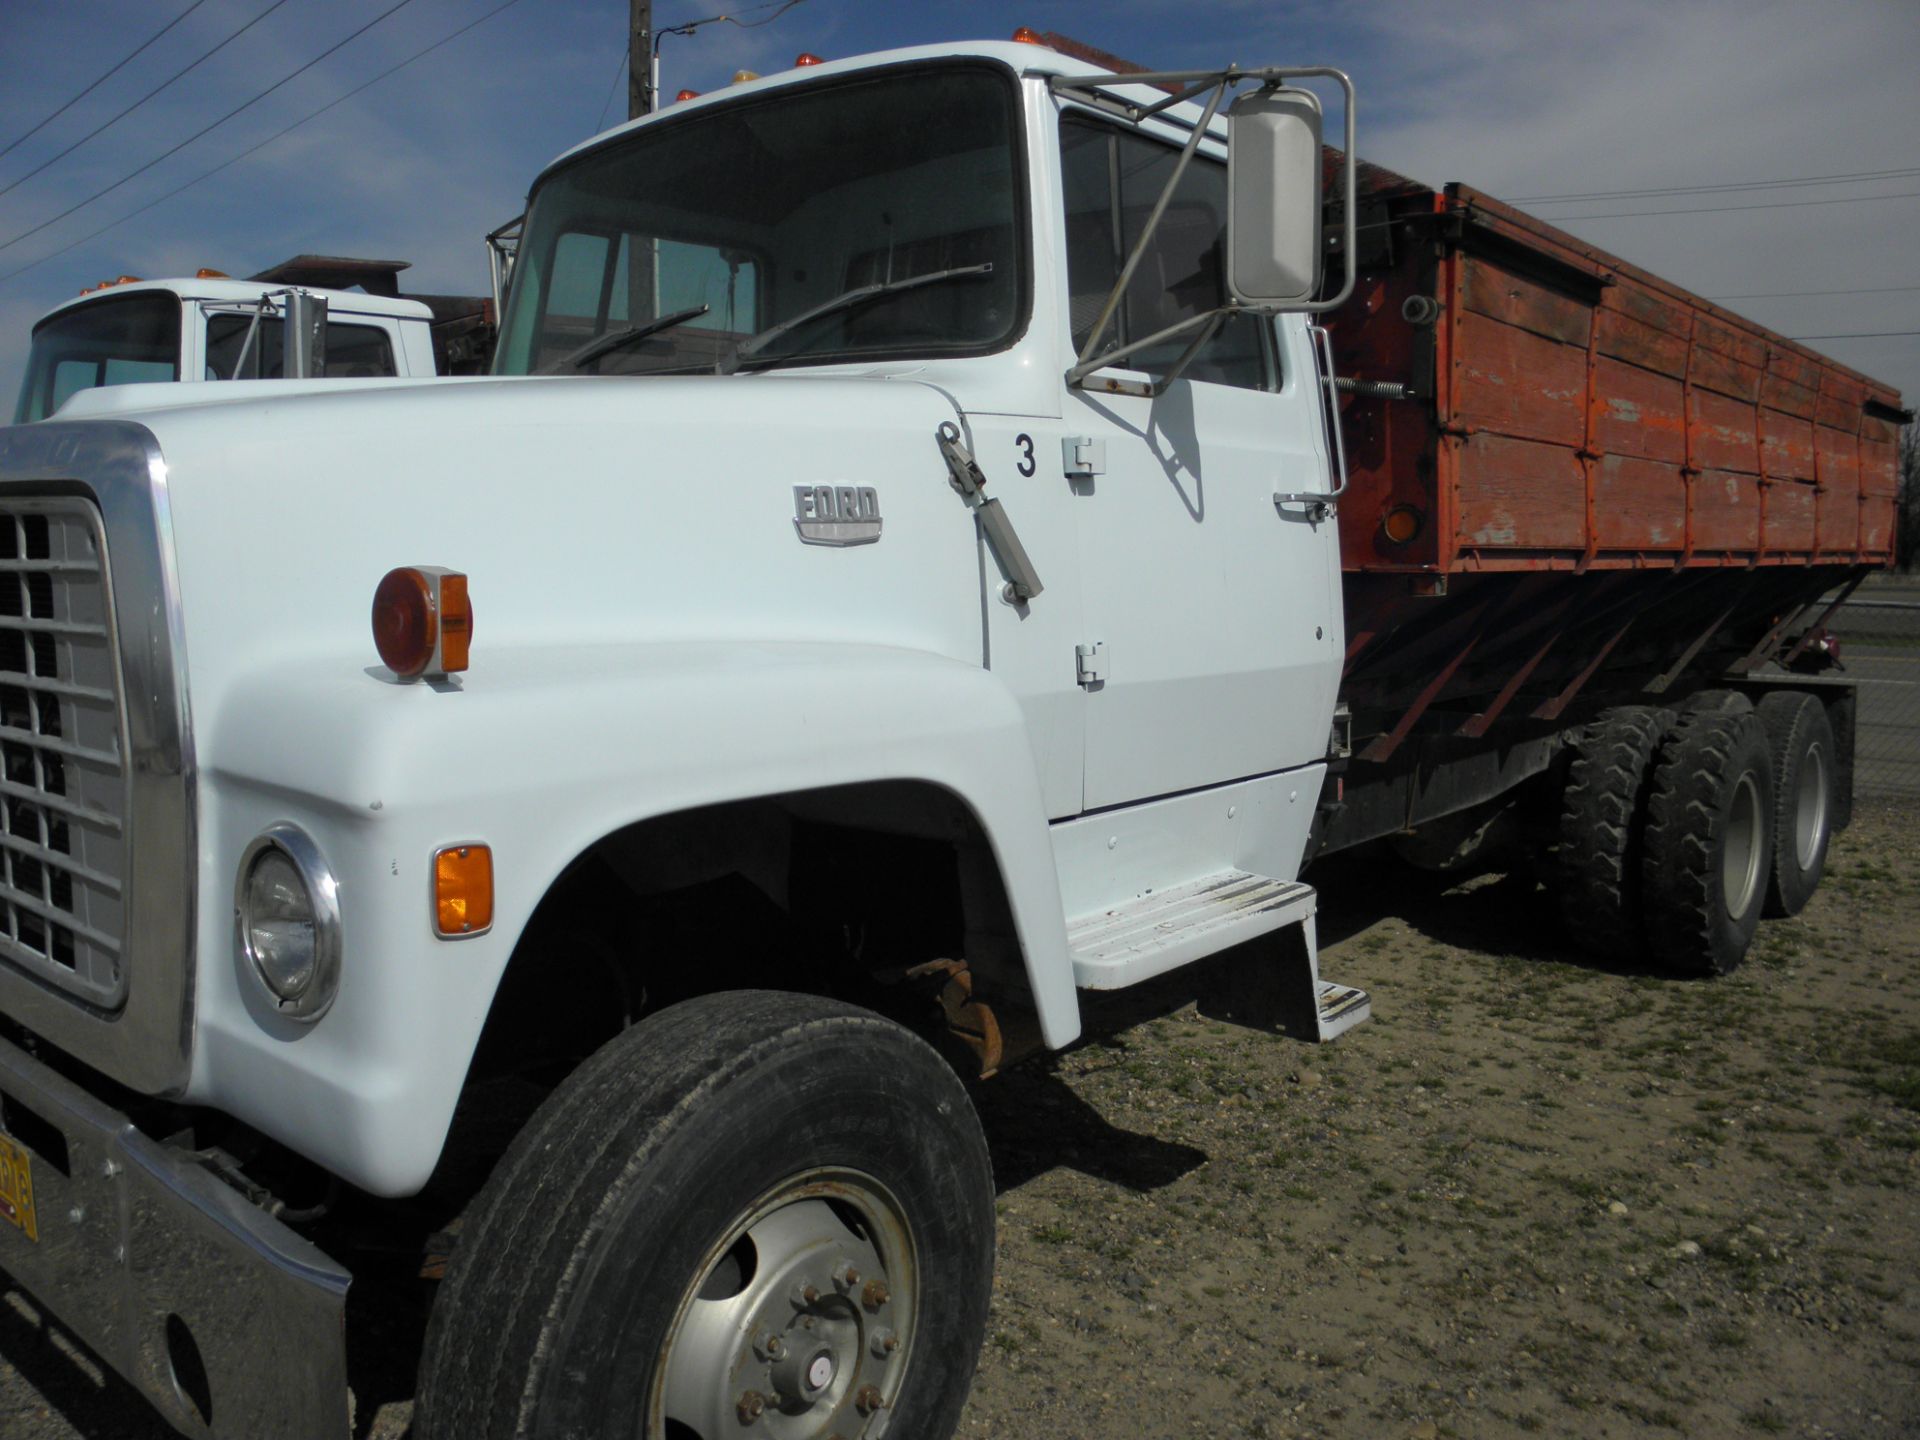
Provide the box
[543,303,711,374]
[720,264,993,374]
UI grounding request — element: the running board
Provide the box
[1067,870,1370,1041]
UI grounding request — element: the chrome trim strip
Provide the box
[0,419,197,1095]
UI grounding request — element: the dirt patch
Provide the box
[960,798,1920,1439]
[3,805,1917,1439]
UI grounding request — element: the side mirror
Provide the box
[283,289,328,378]
[1226,86,1324,308]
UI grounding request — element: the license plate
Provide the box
[0,1132,37,1242]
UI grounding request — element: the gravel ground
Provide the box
[4,800,1917,1439]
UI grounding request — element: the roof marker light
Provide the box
[795,52,824,66]
[1011,26,1047,45]
[675,87,701,102]
[731,69,761,84]
[196,267,229,279]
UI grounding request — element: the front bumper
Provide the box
[0,1033,350,1439]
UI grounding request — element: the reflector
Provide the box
[434,844,494,937]
[1382,506,1424,545]
[439,573,473,672]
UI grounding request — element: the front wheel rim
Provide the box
[1795,744,1829,870]
[652,1169,918,1440]
[1723,772,1764,920]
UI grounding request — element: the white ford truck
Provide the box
[0,31,1888,1440]
[12,274,438,424]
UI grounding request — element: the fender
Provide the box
[192,638,1080,1196]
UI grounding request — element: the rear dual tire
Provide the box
[1639,709,1776,976]
[1756,691,1834,918]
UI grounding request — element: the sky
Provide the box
[1,0,1916,413]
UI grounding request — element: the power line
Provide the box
[0,0,293,202]
[0,0,215,164]
[655,0,811,45]
[594,50,628,134]
[1790,331,1920,340]
[1512,165,1920,205]
[1713,284,1920,300]
[1534,190,1920,222]
[0,0,527,290]
[0,0,425,258]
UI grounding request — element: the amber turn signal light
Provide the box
[434,844,493,937]
[1381,505,1425,545]
[372,566,472,680]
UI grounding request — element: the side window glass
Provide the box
[51,360,98,412]
[205,315,398,379]
[1059,116,1273,391]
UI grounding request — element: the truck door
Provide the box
[1057,114,1340,812]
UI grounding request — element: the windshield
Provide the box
[493,63,1026,377]
[14,292,181,423]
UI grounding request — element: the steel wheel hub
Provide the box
[654,1170,916,1440]
[1723,771,1763,919]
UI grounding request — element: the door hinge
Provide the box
[1076,641,1106,687]
[1062,435,1106,478]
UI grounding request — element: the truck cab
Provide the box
[3,31,1892,1440]
[11,275,438,422]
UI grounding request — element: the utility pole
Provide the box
[628,0,654,119]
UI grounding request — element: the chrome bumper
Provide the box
[0,1033,350,1439]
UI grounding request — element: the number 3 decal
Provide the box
[1014,433,1036,477]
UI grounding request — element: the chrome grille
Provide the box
[0,501,126,1009]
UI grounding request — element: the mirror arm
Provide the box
[1050,65,1359,315]
[486,212,524,320]
[1072,79,1228,371]
[1066,307,1231,393]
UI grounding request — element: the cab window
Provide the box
[1059,113,1273,390]
[203,313,400,379]
[14,293,181,423]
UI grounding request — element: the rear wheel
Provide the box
[1640,709,1776,975]
[1557,705,1673,961]
[1756,691,1835,917]
[415,990,995,1440]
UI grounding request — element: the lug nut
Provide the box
[737,1390,768,1423]
[861,1278,890,1311]
[792,1282,820,1307]
[837,1263,861,1289]
[869,1328,900,1359]
[855,1385,885,1416]
[753,1331,787,1362]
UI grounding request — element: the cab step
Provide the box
[1067,869,1369,1042]
[1313,978,1372,1041]
[1069,870,1315,989]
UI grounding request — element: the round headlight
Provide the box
[236,825,341,1022]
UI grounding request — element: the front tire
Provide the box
[415,991,995,1440]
